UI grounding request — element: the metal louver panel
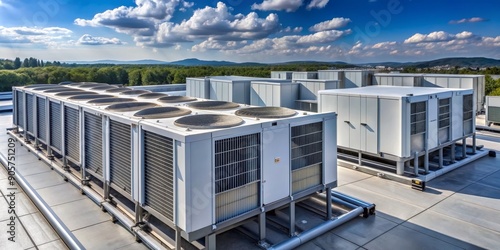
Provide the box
[16,91,24,128]
[84,113,103,178]
[438,98,450,143]
[291,122,323,194]
[50,102,62,151]
[144,131,174,222]
[488,107,500,123]
[37,97,47,142]
[109,120,131,194]
[64,107,80,162]
[26,94,34,134]
[463,94,474,135]
[215,133,260,223]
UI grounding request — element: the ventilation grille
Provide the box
[84,113,103,178]
[144,131,174,222]
[488,107,500,123]
[109,120,131,194]
[438,98,451,143]
[105,102,158,112]
[36,97,47,142]
[50,102,62,151]
[235,107,297,119]
[215,133,260,223]
[87,97,136,106]
[65,107,80,163]
[134,107,192,119]
[187,101,239,110]
[15,91,24,128]
[69,94,114,101]
[291,122,323,194]
[26,94,34,134]
[55,91,96,97]
[174,114,244,129]
[463,94,474,135]
[411,102,426,135]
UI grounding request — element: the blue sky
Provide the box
[0,0,499,63]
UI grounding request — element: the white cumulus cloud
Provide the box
[251,0,303,12]
[306,0,329,10]
[449,17,488,24]
[77,34,124,45]
[309,17,351,32]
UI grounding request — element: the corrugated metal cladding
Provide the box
[109,120,131,194]
[144,131,174,222]
[50,102,62,151]
[84,113,103,178]
[411,102,426,135]
[64,107,80,162]
[36,97,47,142]
[215,133,260,223]
[26,94,34,134]
[291,122,323,194]
[16,91,24,128]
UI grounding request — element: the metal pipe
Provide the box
[134,229,169,250]
[0,154,85,250]
[268,207,364,250]
[331,191,372,208]
[102,202,134,229]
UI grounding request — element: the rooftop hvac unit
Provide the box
[158,96,197,103]
[105,87,132,93]
[186,77,210,99]
[137,93,169,99]
[250,81,299,109]
[137,105,336,241]
[292,72,318,81]
[319,86,473,174]
[372,73,424,87]
[486,96,500,126]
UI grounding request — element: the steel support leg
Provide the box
[472,133,477,154]
[259,212,266,242]
[438,147,444,168]
[205,234,216,250]
[358,152,362,166]
[450,144,456,163]
[462,138,467,158]
[135,202,143,223]
[289,201,296,237]
[413,152,419,176]
[103,181,110,200]
[396,161,404,175]
[424,150,429,174]
[326,187,332,219]
[175,226,182,250]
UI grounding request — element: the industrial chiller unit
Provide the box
[12,83,343,249]
[319,86,476,176]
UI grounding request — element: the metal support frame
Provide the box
[289,201,296,237]
[424,150,429,174]
[258,212,266,244]
[462,138,467,158]
[413,152,419,176]
[472,133,477,154]
[175,226,182,250]
[326,187,332,219]
[205,234,216,250]
[438,147,444,168]
[450,143,456,163]
[396,161,404,175]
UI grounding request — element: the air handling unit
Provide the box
[486,96,500,126]
[319,85,478,177]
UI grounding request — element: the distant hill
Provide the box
[63,57,500,68]
[363,57,500,68]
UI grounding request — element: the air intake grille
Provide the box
[109,120,131,194]
[488,107,500,123]
[84,113,103,178]
[26,94,34,134]
[16,91,24,128]
[463,94,474,135]
[215,133,260,223]
[291,122,323,194]
[36,97,47,142]
[411,102,426,135]
[438,98,451,143]
[144,131,174,222]
[50,102,62,151]
[64,107,80,162]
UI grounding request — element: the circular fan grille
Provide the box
[105,102,158,112]
[138,93,169,99]
[32,86,68,91]
[43,88,78,93]
[187,101,239,110]
[133,107,192,119]
[87,97,137,105]
[91,85,119,90]
[55,91,97,97]
[157,96,197,103]
[235,107,297,118]
[79,83,109,89]
[174,114,244,129]
[69,94,114,101]
[105,87,132,93]
[23,84,52,89]
[120,90,152,95]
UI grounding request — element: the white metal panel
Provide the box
[185,139,213,232]
[379,98,403,157]
[272,85,280,107]
[436,77,448,87]
[361,97,378,154]
[449,77,460,88]
[337,95,350,147]
[451,93,464,140]
[427,97,438,149]
[262,127,290,204]
[323,117,337,185]
[349,96,361,150]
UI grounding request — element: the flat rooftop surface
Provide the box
[1,110,499,249]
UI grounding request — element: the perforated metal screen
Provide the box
[36,97,47,142]
[463,94,474,135]
[49,102,62,151]
[109,120,131,194]
[26,94,34,135]
[488,107,500,123]
[16,91,24,128]
[411,102,427,135]
[143,131,174,222]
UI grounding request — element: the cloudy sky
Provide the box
[0,0,499,63]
